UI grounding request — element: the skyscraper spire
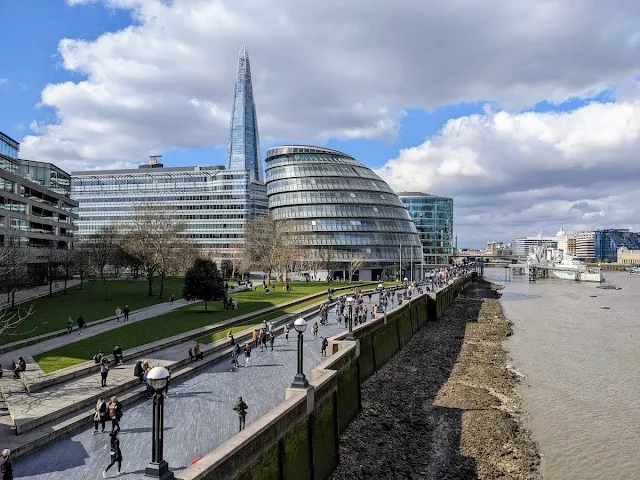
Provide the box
[226,45,263,182]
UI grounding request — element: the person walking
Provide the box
[93,396,107,434]
[260,329,267,352]
[103,431,123,478]
[252,329,259,349]
[108,396,122,433]
[169,294,175,305]
[321,337,328,357]
[0,449,12,480]
[312,321,318,338]
[233,397,248,432]
[284,324,290,342]
[114,306,121,322]
[100,358,109,387]
[77,314,86,335]
[66,316,73,334]
[194,342,203,360]
[123,305,130,322]
[243,344,251,368]
[269,332,275,352]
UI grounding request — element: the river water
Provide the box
[484,269,640,480]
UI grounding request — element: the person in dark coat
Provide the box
[233,397,248,432]
[112,345,123,365]
[0,449,12,480]
[76,314,86,335]
[133,361,144,383]
[103,431,123,477]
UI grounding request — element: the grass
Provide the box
[34,281,366,373]
[2,278,185,345]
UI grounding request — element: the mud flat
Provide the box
[331,279,540,480]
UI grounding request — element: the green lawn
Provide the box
[34,281,365,373]
[2,278,185,345]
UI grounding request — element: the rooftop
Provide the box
[265,145,354,160]
[72,165,227,176]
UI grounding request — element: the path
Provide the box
[12,291,394,479]
[0,299,193,368]
[1,280,82,308]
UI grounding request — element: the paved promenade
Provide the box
[1,280,82,308]
[13,291,395,479]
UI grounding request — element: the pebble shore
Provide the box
[331,279,540,480]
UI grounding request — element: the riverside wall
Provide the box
[177,273,476,480]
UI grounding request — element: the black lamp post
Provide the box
[290,317,309,389]
[345,296,355,341]
[144,367,174,480]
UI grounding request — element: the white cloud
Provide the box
[21,0,640,171]
[376,94,640,246]
[0,79,7,88]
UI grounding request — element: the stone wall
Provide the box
[177,273,476,480]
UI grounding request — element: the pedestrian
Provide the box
[100,358,109,387]
[243,344,251,368]
[93,396,107,434]
[77,314,86,335]
[252,329,258,349]
[188,348,195,361]
[321,337,328,356]
[226,329,235,345]
[284,324,290,342]
[269,332,275,352]
[66,316,73,334]
[260,330,267,352]
[123,305,130,321]
[112,345,123,365]
[102,431,123,478]
[194,342,203,360]
[164,367,170,397]
[133,360,144,383]
[108,396,122,433]
[169,294,175,305]
[233,397,248,432]
[93,350,104,364]
[312,321,318,338]
[115,306,121,322]
[0,449,12,480]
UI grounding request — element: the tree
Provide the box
[0,245,34,338]
[85,225,119,300]
[182,258,225,311]
[72,246,90,288]
[348,255,367,282]
[318,247,339,281]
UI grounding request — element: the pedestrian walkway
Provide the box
[1,280,82,308]
[12,290,394,479]
[0,299,191,368]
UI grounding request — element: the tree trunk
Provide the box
[64,264,68,295]
[11,290,15,308]
[266,270,272,286]
[204,300,208,311]
[147,271,154,297]
[158,274,165,299]
[101,271,109,300]
[80,269,84,287]
[231,263,236,280]
[49,263,53,297]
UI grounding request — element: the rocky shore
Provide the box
[331,279,540,480]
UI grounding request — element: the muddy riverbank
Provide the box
[331,279,540,480]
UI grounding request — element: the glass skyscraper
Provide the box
[265,146,422,281]
[226,45,262,183]
[398,192,454,264]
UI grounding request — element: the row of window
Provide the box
[304,246,423,261]
[268,191,405,208]
[282,218,416,234]
[267,177,394,195]
[289,232,421,247]
[77,212,247,220]
[265,154,360,169]
[71,173,247,187]
[266,164,381,182]
[75,194,254,203]
[72,183,249,193]
[270,204,413,221]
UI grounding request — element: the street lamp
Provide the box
[290,317,309,389]
[345,296,355,341]
[144,367,174,480]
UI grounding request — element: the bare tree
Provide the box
[122,205,187,298]
[72,245,90,288]
[318,247,339,282]
[348,255,367,282]
[85,225,119,300]
[0,245,35,338]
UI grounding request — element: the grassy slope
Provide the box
[2,278,185,345]
[34,281,362,373]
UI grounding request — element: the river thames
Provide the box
[485,269,640,480]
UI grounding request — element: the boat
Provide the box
[630,267,640,275]
[597,284,622,290]
[550,255,604,283]
[601,306,610,310]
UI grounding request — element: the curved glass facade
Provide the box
[266,146,422,279]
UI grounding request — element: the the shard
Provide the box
[226,45,263,182]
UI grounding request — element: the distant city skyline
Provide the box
[1,1,640,247]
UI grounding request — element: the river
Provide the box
[484,269,640,480]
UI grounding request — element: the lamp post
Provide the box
[290,317,309,389]
[345,296,355,341]
[144,367,174,480]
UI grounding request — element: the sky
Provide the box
[1,0,640,248]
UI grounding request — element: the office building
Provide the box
[594,229,640,262]
[0,131,78,283]
[265,145,422,281]
[226,46,262,183]
[575,231,595,260]
[72,157,268,258]
[617,247,640,266]
[511,234,557,257]
[398,192,453,264]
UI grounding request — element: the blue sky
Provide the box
[1,0,639,247]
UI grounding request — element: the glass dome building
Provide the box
[265,146,422,281]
